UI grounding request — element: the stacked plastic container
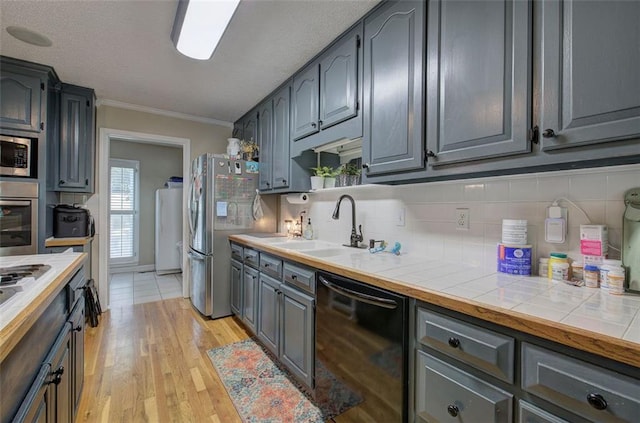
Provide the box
[497,219,532,276]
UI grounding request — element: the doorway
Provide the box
[98,128,191,310]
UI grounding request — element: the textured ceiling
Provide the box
[0,0,379,124]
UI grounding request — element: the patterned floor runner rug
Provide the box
[207,338,361,423]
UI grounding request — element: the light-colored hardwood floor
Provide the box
[77,298,249,422]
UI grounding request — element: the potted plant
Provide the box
[341,163,361,186]
[322,167,340,188]
[310,166,327,190]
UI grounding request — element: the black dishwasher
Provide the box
[316,271,408,422]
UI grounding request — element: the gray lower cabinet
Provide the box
[242,265,259,334]
[0,69,43,133]
[539,0,640,151]
[362,0,425,177]
[69,298,85,419]
[415,351,513,423]
[230,259,243,317]
[257,272,315,391]
[43,324,72,423]
[13,364,52,423]
[425,0,532,166]
[519,401,568,423]
[522,343,640,423]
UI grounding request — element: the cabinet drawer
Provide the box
[522,343,640,422]
[416,308,515,382]
[259,253,282,279]
[415,351,513,423]
[283,262,315,294]
[518,400,568,423]
[243,248,259,269]
[230,243,243,262]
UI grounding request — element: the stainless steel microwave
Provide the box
[0,135,33,177]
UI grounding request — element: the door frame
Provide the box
[98,128,191,310]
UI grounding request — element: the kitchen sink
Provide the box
[269,240,335,251]
[0,288,18,307]
[302,248,349,258]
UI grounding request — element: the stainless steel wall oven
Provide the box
[0,181,38,255]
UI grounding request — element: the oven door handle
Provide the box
[0,200,31,207]
[318,275,397,309]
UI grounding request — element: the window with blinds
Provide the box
[109,159,139,265]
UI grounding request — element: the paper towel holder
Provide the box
[286,193,309,204]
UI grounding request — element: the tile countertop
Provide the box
[230,234,640,368]
[0,252,87,362]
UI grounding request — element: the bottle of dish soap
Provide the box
[303,218,314,240]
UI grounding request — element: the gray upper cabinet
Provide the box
[242,109,258,145]
[539,0,640,151]
[232,120,243,140]
[55,84,95,192]
[319,27,359,130]
[290,23,363,156]
[291,64,320,141]
[0,70,43,133]
[425,0,532,166]
[258,99,273,191]
[272,85,291,189]
[362,1,425,177]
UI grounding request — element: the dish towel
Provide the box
[252,189,264,220]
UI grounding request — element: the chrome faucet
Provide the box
[332,194,363,248]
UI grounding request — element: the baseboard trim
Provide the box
[109,264,155,274]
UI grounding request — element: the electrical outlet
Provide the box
[397,207,406,227]
[456,208,469,230]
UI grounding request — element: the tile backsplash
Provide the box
[279,164,640,273]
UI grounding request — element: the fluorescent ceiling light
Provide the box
[172,0,240,60]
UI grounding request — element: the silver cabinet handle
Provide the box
[318,275,397,309]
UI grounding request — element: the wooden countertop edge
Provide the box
[45,236,93,247]
[0,254,87,362]
[230,236,640,368]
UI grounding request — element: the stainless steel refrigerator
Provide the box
[187,154,275,318]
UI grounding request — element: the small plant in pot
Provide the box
[341,163,361,186]
[310,166,339,190]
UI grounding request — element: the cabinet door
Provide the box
[70,298,85,419]
[230,259,243,317]
[416,351,513,423]
[46,326,72,423]
[272,85,291,189]
[0,71,42,132]
[243,110,258,144]
[58,90,91,190]
[258,99,273,191]
[280,284,314,391]
[362,1,425,176]
[426,0,532,165]
[319,26,359,130]
[540,0,640,151]
[257,273,280,356]
[291,63,320,141]
[242,266,259,334]
[232,121,243,140]
[12,364,53,423]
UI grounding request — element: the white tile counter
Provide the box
[0,251,87,361]
[230,234,640,368]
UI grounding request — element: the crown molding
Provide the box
[96,99,233,128]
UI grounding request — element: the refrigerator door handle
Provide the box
[188,180,196,235]
[187,250,206,261]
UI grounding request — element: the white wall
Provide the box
[280,164,640,273]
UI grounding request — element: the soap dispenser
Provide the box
[303,218,314,240]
